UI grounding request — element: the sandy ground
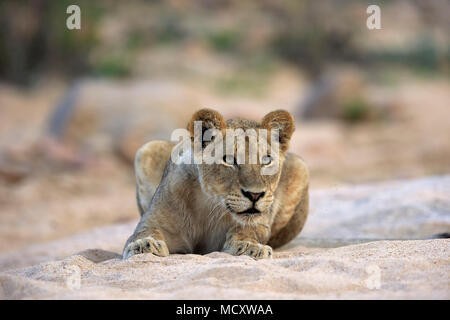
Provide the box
[0,176,448,299]
[0,238,448,299]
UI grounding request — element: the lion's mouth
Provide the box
[226,203,261,215]
[238,207,261,214]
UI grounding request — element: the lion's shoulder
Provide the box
[281,153,309,187]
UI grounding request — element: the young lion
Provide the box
[123,109,309,260]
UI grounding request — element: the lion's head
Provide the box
[186,108,295,224]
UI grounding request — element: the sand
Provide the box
[0,176,449,299]
[0,238,448,299]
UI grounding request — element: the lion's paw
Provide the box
[223,240,273,260]
[123,237,169,259]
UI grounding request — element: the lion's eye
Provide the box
[223,155,236,166]
[261,155,272,165]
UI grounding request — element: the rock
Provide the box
[299,68,393,122]
[47,79,200,161]
[0,161,30,184]
[300,68,366,119]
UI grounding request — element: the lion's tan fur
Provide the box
[123,109,309,259]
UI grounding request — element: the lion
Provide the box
[123,108,309,260]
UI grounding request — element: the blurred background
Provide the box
[0,0,449,253]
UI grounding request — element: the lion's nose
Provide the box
[241,189,265,202]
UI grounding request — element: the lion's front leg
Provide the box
[122,212,176,259]
[123,235,169,259]
[223,239,273,259]
[222,225,273,260]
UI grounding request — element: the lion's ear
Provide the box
[188,108,226,147]
[261,110,295,152]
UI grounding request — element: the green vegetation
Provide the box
[0,0,448,85]
[92,54,131,78]
[341,98,371,123]
[0,0,103,84]
[207,29,241,52]
[154,14,185,44]
[367,35,448,77]
[213,55,276,96]
[126,30,147,51]
[215,74,267,96]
